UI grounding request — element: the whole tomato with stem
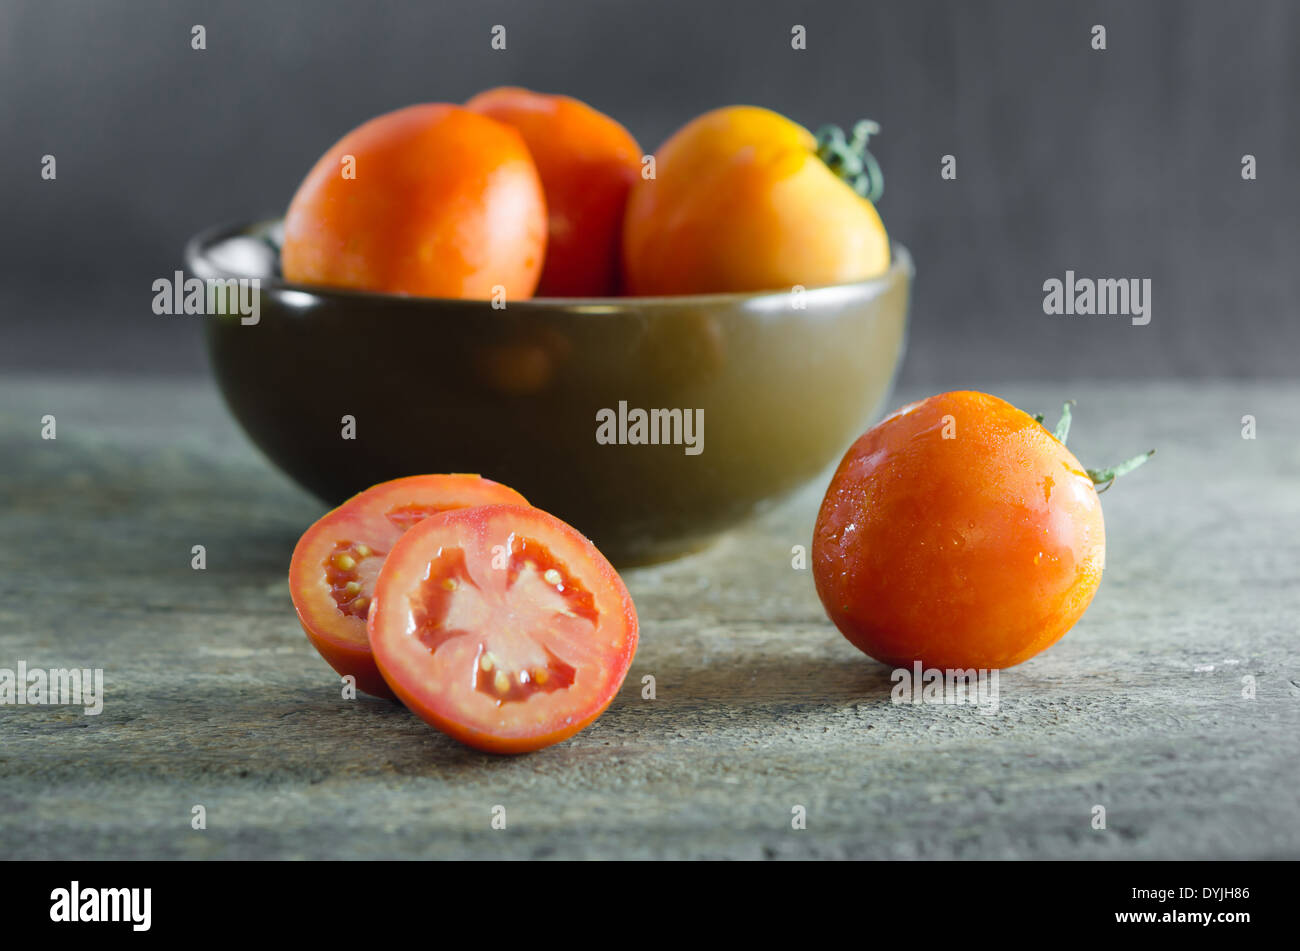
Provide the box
[282,103,547,300]
[813,392,1153,669]
[622,105,890,295]
[466,87,642,297]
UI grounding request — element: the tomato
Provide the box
[813,392,1144,669]
[368,504,638,753]
[622,105,890,295]
[281,103,547,299]
[289,475,528,699]
[465,87,642,296]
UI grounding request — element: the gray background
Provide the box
[2,0,1297,385]
[2,2,1298,864]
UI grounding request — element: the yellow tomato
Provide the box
[622,106,890,295]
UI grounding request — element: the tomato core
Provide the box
[409,540,596,704]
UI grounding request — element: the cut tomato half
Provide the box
[289,474,528,699]
[368,504,638,753]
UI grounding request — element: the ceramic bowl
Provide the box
[187,219,912,564]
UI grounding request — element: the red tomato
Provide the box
[465,87,642,296]
[813,392,1110,669]
[368,504,638,753]
[289,475,528,699]
[281,103,547,299]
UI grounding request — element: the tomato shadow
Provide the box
[602,652,900,725]
[259,684,548,774]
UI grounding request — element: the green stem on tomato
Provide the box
[1087,451,1156,493]
[1054,400,1075,444]
[815,120,884,203]
[1037,400,1155,493]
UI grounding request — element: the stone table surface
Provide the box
[1,376,1297,860]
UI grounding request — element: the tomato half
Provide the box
[289,475,528,698]
[367,504,638,753]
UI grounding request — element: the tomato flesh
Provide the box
[368,504,638,753]
[289,475,528,698]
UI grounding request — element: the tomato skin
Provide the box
[301,623,396,701]
[281,103,547,299]
[813,392,1106,670]
[289,475,529,699]
[465,87,642,297]
[622,105,890,295]
[368,504,638,754]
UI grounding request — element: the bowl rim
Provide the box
[185,217,913,311]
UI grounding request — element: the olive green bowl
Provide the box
[187,219,912,565]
